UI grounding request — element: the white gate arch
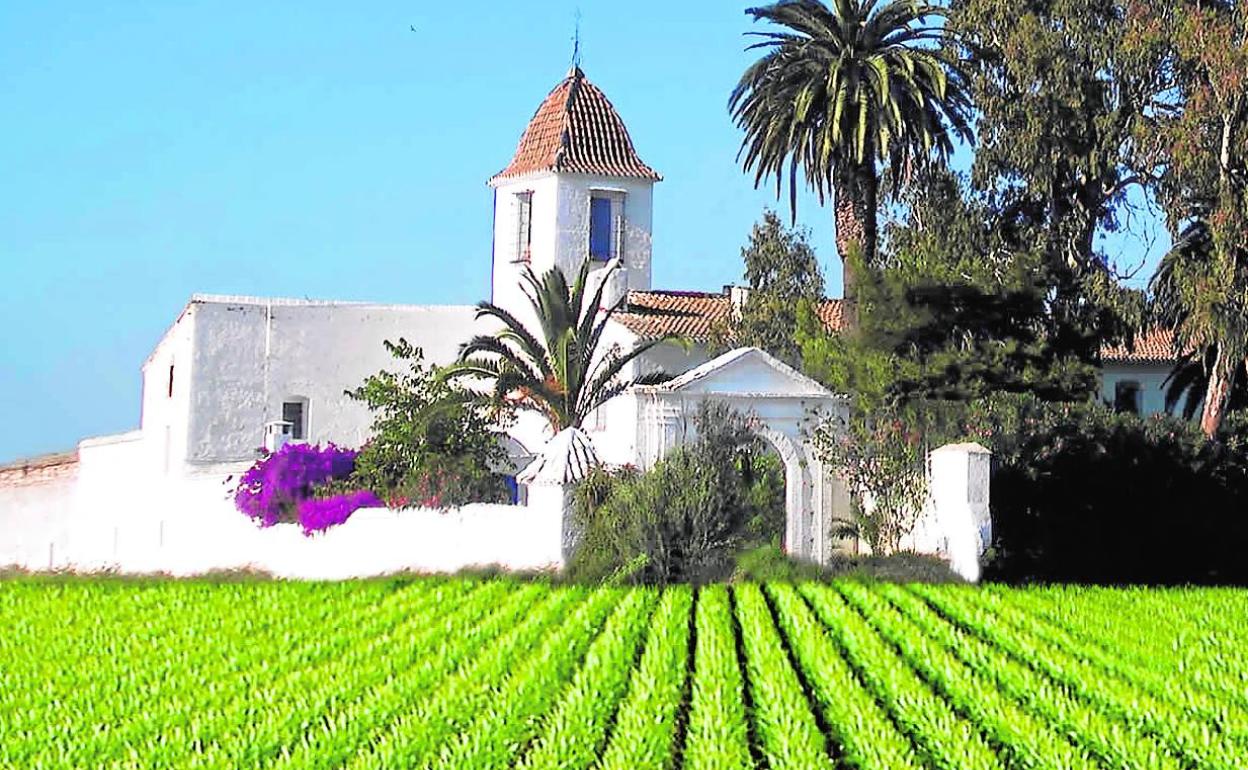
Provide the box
[630,347,849,563]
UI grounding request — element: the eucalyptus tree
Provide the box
[730,0,973,318]
[446,260,682,433]
[1143,0,1248,437]
[1151,220,1248,437]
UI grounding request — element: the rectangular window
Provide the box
[282,401,306,440]
[515,192,532,262]
[1113,381,1142,415]
[167,364,175,398]
[589,196,612,260]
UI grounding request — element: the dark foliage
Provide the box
[566,402,786,585]
[960,397,1248,584]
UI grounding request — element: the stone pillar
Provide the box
[928,442,992,582]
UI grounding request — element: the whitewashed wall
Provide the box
[1,448,563,578]
[177,297,489,466]
[1099,360,1192,417]
[489,171,655,329]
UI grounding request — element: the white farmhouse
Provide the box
[0,65,1179,577]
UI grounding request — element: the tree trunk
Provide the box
[833,163,878,331]
[1201,343,1236,438]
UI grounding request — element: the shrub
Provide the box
[968,397,1248,584]
[233,443,358,527]
[348,339,510,507]
[814,406,931,555]
[567,402,786,585]
[296,489,384,535]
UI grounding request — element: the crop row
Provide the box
[2,577,1245,769]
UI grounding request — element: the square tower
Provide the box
[489,67,660,322]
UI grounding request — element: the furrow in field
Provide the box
[866,583,1185,770]
[338,586,590,770]
[596,586,694,770]
[732,583,833,770]
[765,583,923,770]
[787,583,1003,770]
[516,588,658,770]
[432,587,643,770]
[910,584,1245,770]
[806,583,1099,770]
[260,582,548,770]
[92,580,472,770]
[681,585,753,770]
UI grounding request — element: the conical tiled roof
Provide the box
[490,67,661,184]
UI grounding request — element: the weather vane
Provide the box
[571,8,582,70]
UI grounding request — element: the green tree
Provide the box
[1139,0,1248,436]
[730,0,972,320]
[724,210,826,366]
[799,169,1100,405]
[347,339,510,507]
[949,0,1166,368]
[447,260,682,433]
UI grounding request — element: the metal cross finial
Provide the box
[570,8,582,71]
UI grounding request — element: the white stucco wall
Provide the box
[180,297,487,466]
[0,460,78,569]
[141,305,196,473]
[1,451,563,578]
[1100,360,1192,417]
[490,171,654,326]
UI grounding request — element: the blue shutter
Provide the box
[589,197,612,260]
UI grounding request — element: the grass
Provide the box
[1,576,1244,768]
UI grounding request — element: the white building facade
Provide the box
[3,64,1165,578]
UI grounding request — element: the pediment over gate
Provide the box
[635,346,842,399]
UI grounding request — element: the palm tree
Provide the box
[1162,347,1248,421]
[446,260,684,433]
[1151,219,1248,437]
[730,0,972,320]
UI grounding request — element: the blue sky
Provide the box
[0,2,1169,463]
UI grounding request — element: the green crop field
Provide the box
[2,578,1246,769]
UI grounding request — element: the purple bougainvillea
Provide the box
[296,489,384,535]
[233,443,359,527]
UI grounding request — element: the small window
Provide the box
[515,192,532,262]
[282,400,306,440]
[589,196,612,260]
[167,364,175,398]
[1114,381,1142,415]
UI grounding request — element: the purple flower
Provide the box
[232,442,360,527]
[297,489,384,535]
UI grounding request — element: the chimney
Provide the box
[725,285,752,321]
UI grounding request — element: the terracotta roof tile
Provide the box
[614,289,844,341]
[618,289,1180,364]
[490,67,660,184]
[1101,327,1184,363]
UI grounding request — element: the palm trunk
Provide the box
[833,162,878,331]
[1200,343,1236,438]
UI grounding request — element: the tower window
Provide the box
[589,196,612,260]
[167,364,175,398]
[514,192,532,263]
[1113,380,1142,415]
[282,400,307,440]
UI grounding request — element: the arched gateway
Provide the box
[630,347,851,563]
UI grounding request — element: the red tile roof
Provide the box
[1101,327,1183,363]
[490,67,661,184]
[618,288,1179,364]
[614,289,844,341]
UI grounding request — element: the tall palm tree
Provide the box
[1151,219,1248,437]
[730,0,972,320]
[446,260,684,433]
